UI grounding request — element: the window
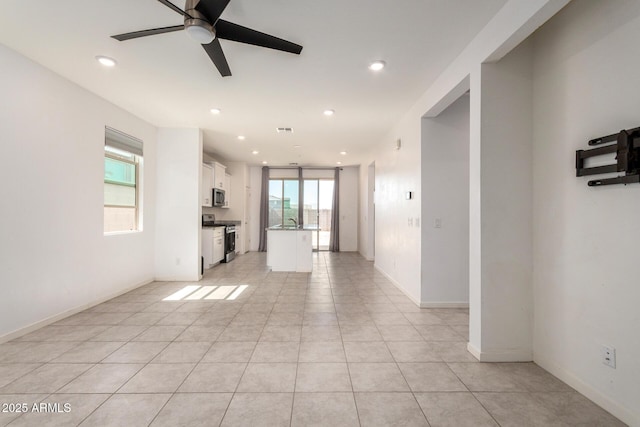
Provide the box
[104,127,143,233]
[268,179,299,228]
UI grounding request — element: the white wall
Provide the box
[421,95,470,306]
[531,1,640,423]
[372,114,423,304]
[0,45,157,341]
[469,40,534,362]
[357,161,377,262]
[154,128,202,281]
[367,0,568,307]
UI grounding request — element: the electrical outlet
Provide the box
[601,345,616,368]
[176,257,181,266]
[435,218,442,228]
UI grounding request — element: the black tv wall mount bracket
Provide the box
[575,127,640,186]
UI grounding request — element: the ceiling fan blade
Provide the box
[203,39,232,77]
[111,25,185,41]
[195,0,231,25]
[216,20,303,55]
[156,0,193,18]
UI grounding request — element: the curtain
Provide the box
[298,167,304,228]
[258,166,269,252]
[329,167,340,252]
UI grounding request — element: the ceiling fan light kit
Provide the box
[184,0,215,43]
[185,22,215,44]
[111,0,303,77]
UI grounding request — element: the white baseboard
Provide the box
[373,265,469,309]
[467,342,533,362]
[467,342,482,361]
[420,302,469,308]
[535,354,639,426]
[374,264,422,306]
[155,275,201,281]
[0,278,154,344]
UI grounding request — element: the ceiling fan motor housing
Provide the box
[184,0,215,42]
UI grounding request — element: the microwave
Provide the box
[213,188,225,207]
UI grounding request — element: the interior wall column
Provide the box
[468,40,534,362]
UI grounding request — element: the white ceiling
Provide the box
[0,0,506,167]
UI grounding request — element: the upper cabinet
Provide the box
[203,160,232,208]
[222,173,231,209]
[201,163,213,207]
[213,162,226,190]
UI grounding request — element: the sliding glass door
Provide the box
[303,179,334,251]
[269,177,334,251]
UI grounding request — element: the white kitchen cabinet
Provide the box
[213,162,226,190]
[201,228,214,268]
[267,230,312,272]
[222,173,231,208]
[201,163,213,207]
[212,227,225,264]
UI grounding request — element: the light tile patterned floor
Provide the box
[0,252,626,426]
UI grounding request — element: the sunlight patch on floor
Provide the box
[163,285,200,301]
[205,286,237,300]
[162,284,248,301]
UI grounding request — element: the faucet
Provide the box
[288,218,298,227]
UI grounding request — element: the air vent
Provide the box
[277,127,294,133]
[289,162,298,166]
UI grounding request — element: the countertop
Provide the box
[202,220,242,228]
[267,226,319,231]
[213,220,242,225]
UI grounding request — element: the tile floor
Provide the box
[0,252,625,426]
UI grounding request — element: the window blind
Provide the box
[105,127,143,156]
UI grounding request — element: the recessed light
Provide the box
[238,135,246,140]
[340,151,347,155]
[336,161,342,165]
[294,145,301,149]
[369,60,386,71]
[262,161,268,164]
[96,56,117,67]
[323,109,335,116]
[210,108,221,114]
[252,150,259,155]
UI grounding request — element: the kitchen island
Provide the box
[266,228,313,272]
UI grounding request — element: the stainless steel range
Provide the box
[224,225,236,263]
[202,214,236,263]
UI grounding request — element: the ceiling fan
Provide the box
[111,0,303,77]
